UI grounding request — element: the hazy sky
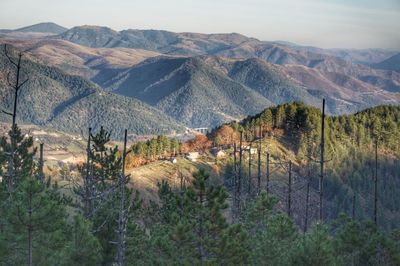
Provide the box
[0,0,399,49]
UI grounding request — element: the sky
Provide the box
[0,0,399,49]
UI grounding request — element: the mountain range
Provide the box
[0,22,399,134]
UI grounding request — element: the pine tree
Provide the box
[0,178,67,265]
[73,127,123,264]
[61,215,103,266]
[292,224,339,266]
[147,169,249,265]
[242,191,296,265]
[0,125,36,190]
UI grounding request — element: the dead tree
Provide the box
[257,145,261,195]
[248,143,252,195]
[266,153,270,194]
[319,98,326,221]
[233,142,237,188]
[83,128,93,217]
[38,143,45,182]
[287,160,292,218]
[304,162,312,233]
[257,123,262,195]
[2,44,29,191]
[178,166,188,192]
[236,130,243,212]
[374,137,378,226]
[115,129,129,266]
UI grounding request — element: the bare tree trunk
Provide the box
[38,143,44,182]
[28,184,33,266]
[257,145,261,195]
[116,129,128,266]
[352,193,356,220]
[287,160,292,218]
[180,167,184,192]
[233,142,237,188]
[319,99,325,221]
[266,153,270,194]
[248,143,252,195]
[374,137,378,226]
[84,128,92,218]
[236,130,243,212]
[3,45,28,192]
[304,178,310,233]
[197,185,205,265]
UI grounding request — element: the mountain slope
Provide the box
[100,55,399,122]
[373,53,400,72]
[101,56,273,127]
[0,38,163,79]
[0,47,183,137]
[211,102,400,229]
[226,58,320,105]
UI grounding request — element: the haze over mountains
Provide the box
[0,22,399,134]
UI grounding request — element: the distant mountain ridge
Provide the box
[58,25,256,56]
[14,22,68,34]
[57,25,398,64]
[54,25,400,93]
[1,22,68,34]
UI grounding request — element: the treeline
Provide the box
[125,135,180,168]
[127,134,221,168]
[1,125,400,265]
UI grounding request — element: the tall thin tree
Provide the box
[257,123,262,195]
[233,142,237,188]
[83,127,93,218]
[248,143,252,195]
[266,153,270,194]
[374,136,378,226]
[116,129,129,266]
[319,98,325,221]
[38,143,44,182]
[287,160,292,218]
[257,145,261,195]
[236,130,243,212]
[2,44,29,191]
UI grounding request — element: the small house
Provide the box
[185,152,199,162]
[211,147,227,158]
[250,148,258,155]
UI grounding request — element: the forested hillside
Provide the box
[216,103,400,230]
[104,56,274,127]
[0,46,184,137]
